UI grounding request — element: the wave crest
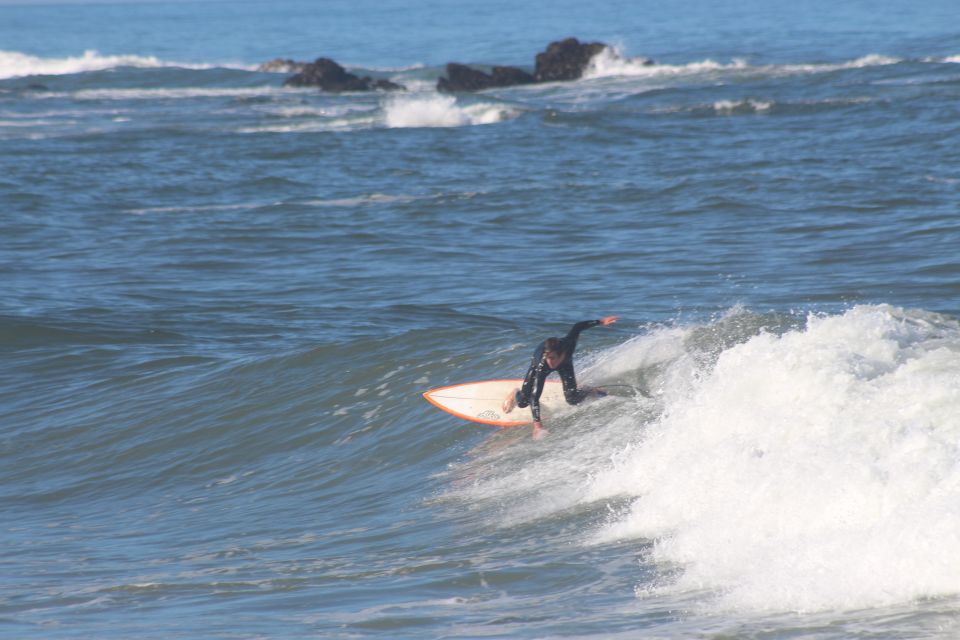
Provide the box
[0,49,253,80]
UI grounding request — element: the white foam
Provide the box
[0,49,253,80]
[383,94,518,128]
[584,47,900,81]
[713,99,773,114]
[585,47,750,79]
[586,305,960,612]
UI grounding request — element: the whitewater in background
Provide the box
[2,0,960,637]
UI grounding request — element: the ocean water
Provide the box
[2,0,960,637]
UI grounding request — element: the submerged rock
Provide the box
[284,57,404,92]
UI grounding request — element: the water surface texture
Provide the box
[2,0,960,637]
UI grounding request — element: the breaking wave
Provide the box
[383,94,520,128]
[445,305,960,614]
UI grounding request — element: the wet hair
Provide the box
[543,337,564,354]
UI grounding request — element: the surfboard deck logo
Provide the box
[423,379,567,427]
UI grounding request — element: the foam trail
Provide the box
[588,305,960,612]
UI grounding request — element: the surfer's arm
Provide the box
[519,351,548,423]
[528,371,545,423]
[530,363,548,437]
[562,316,619,349]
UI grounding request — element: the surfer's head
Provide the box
[543,338,566,368]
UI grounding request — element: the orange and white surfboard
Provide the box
[422,379,568,427]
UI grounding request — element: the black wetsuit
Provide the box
[516,319,603,422]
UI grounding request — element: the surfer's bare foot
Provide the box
[502,388,519,413]
[532,424,548,440]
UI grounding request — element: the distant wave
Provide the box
[648,96,875,117]
[0,49,255,80]
[712,98,774,114]
[36,87,291,101]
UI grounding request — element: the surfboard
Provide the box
[423,379,569,427]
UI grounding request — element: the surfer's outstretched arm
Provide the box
[560,316,619,353]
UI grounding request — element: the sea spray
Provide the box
[383,93,518,128]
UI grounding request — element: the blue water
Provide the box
[3,0,960,637]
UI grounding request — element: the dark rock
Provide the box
[258,58,308,73]
[534,37,609,82]
[437,62,535,93]
[437,63,492,92]
[490,66,536,87]
[284,57,404,92]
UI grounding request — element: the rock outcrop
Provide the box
[437,63,536,93]
[275,38,654,93]
[283,58,404,92]
[533,38,609,82]
[435,38,638,92]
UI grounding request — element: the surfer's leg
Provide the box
[563,387,589,405]
[558,362,587,405]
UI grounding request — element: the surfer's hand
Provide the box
[599,315,619,326]
[532,421,548,440]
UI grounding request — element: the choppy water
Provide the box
[3,0,960,637]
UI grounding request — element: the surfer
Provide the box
[502,316,619,439]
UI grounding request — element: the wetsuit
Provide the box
[515,319,603,422]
